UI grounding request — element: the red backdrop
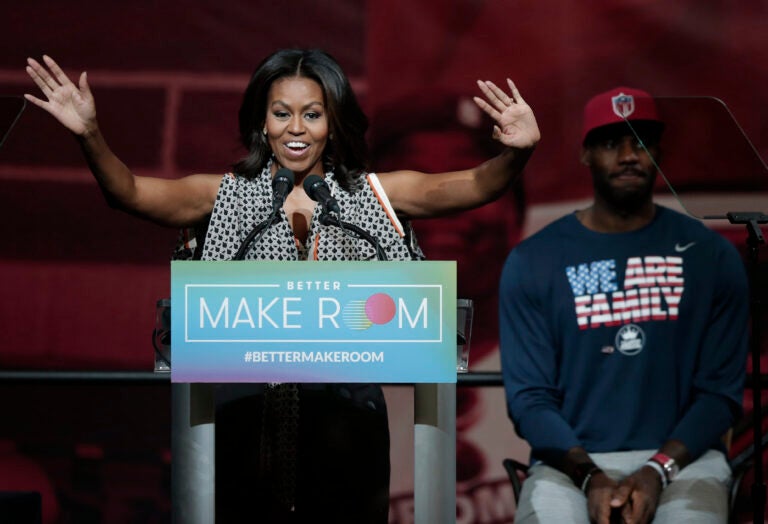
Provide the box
[1,2,766,523]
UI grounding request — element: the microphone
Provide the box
[234,168,293,260]
[271,168,295,213]
[303,174,341,216]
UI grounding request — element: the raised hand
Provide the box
[25,55,96,137]
[473,79,540,150]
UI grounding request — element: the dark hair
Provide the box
[233,48,369,192]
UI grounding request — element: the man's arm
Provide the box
[611,237,750,524]
[666,239,750,456]
[499,248,581,462]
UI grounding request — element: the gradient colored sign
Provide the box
[170,260,456,383]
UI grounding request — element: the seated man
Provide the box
[499,87,749,524]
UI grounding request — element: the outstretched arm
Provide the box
[25,56,219,227]
[377,79,540,218]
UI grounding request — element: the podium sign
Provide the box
[170,260,456,383]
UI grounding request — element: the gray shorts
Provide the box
[514,449,731,524]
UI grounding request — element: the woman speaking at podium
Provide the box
[25,48,540,522]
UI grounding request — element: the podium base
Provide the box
[171,383,215,524]
[414,383,457,523]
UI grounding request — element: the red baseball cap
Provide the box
[581,87,663,144]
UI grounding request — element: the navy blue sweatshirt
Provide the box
[500,206,749,465]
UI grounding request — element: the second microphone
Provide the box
[303,174,342,216]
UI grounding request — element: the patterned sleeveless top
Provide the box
[200,166,423,262]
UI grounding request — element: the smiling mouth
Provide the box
[285,141,310,153]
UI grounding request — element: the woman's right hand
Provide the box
[25,55,97,137]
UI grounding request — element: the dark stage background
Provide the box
[1,1,766,523]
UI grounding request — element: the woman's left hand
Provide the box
[473,79,540,149]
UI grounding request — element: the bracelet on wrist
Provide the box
[580,466,603,493]
[572,462,603,494]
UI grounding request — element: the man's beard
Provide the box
[592,169,656,214]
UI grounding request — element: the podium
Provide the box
[167,260,459,523]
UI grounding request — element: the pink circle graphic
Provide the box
[365,293,396,325]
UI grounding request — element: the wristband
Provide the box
[644,459,669,489]
[649,452,679,483]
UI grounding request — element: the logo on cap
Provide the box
[611,93,635,119]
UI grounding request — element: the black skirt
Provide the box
[214,383,390,523]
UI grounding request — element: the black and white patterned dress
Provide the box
[201,166,423,262]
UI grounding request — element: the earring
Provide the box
[262,128,267,136]
[329,133,334,140]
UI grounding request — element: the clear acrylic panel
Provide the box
[0,96,27,151]
[622,95,767,220]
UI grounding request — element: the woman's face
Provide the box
[265,76,329,177]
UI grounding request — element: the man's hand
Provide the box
[608,466,663,524]
[586,471,620,524]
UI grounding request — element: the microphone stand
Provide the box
[723,211,768,524]
[319,213,388,261]
[234,211,388,261]
[232,212,281,261]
